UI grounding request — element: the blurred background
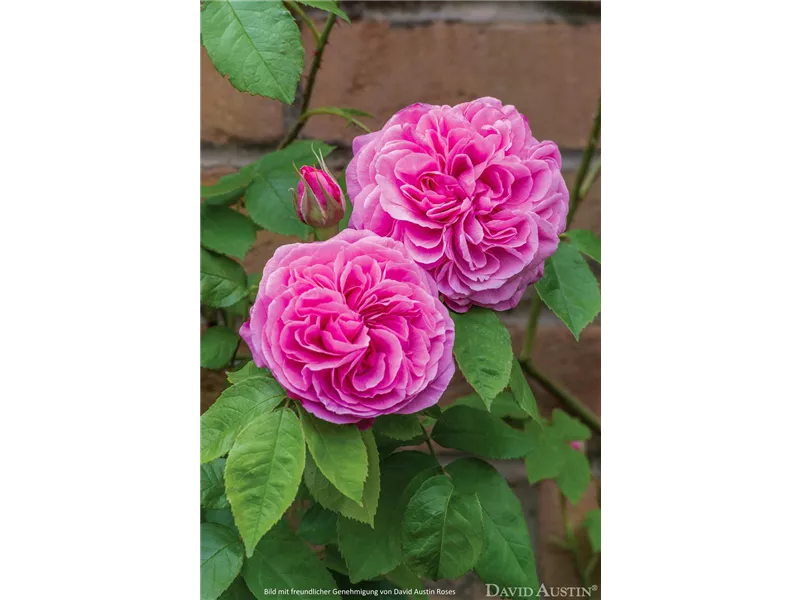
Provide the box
[201,1,600,596]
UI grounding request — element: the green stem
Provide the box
[560,493,592,589]
[584,554,599,582]
[313,225,339,241]
[519,296,542,362]
[299,108,371,133]
[278,13,337,149]
[520,97,601,375]
[567,96,601,227]
[228,338,242,370]
[520,97,603,380]
[419,422,445,474]
[518,359,601,435]
[578,158,601,201]
[285,1,319,43]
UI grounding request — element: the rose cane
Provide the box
[291,153,344,241]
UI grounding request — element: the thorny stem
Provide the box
[278,13,338,149]
[519,97,601,389]
[519,295,542,362]
[560,493,593,589]
[518,359,601,435]
[419,422,445,474]
[567,96,601,227]
[578,158,601,202]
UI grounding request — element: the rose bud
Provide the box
[292,162,344,230]
[570,441,585,451]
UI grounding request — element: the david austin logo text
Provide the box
[486,584,598,597]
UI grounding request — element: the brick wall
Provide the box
[201,1,600,594]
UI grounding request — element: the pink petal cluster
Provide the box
[347,97,569,312]
[240,230,455,424]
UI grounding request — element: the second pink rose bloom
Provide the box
[346,97,569,312]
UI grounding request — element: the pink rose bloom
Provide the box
[346,97,568,312]
[570,441,584,451]
[240,230,455,425]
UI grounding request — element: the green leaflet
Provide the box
[534,242,600,340]
[400,475,484,580]
[297,503,338,546]
[324,544,349,575]
[563,229,601,263]
[556,449,591,505]
[374,432,426,457]
[201,326,241,370]
[303,430,380,526]
[373,414,422,441]
[242,524,337,600]
[201,458,229,509]
[446,458,539,591]
[508,360,541,422]
[225,361,273,385]
[337,451,439,582]
[201,167,254,207]
[200,377,286,463]
[448,390,529,420]
[201,523,244,600]
[225,408,306,556]
[450,308,513,409]
[523,415,592,505]
[244,142,333,237]
[201,248,248,308]
[385,565,428,600]
[300,409,368,504]
[523,420,566,484]
[551,409,591,442]
[218,577,256,600]
[201,1,303,104]
[203,507,238,533]
[432,405,535,459]
[296,1,351,23]
[201,205,257,261]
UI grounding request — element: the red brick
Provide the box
[200,21,600,149]
[201,368,227,415]
[201,47,285,145]
[302,20,600,149]
[537,479,601,591]
[528,324,601,418]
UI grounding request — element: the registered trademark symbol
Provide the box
[591,585,598,591]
